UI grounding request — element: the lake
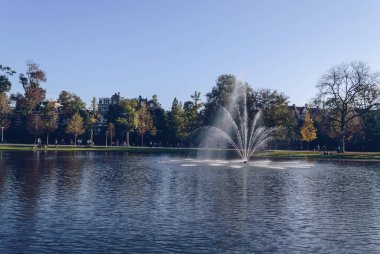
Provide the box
[1,151,380,253]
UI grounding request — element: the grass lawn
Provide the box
[255,150,380,160]
[0,144,201,153]
[1,144,380,161]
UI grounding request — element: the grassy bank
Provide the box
[255,150,380,161]
[0,144,200,153]
[1,144,380,161]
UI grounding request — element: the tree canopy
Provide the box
[300,111,317,149]
[314,61,380,152]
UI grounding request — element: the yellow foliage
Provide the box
[301,111,317,142]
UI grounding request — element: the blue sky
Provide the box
[2,0,380,109]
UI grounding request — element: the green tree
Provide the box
[149,95,168,146]
[87,97,99,143]
[300,111,317,150]
[361,110,380,151]
[58,91,86,119]
[184,91,202,131]
[203,75,254,125]
[42,101,58,145]
[168,98,188,145]
[107,122,115,144]
[251,88,297,147]
[0,65,16,94]
[116,99,138,146]
[204,74,237,124]
[136,104,156,146]
[315,61,380,152]
[27,113,44,144]
[66,112,85,145]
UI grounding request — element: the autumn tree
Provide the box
[300,111,317,150]
[314,62,380,152]
[19,61,47,90]
[11,61,46,115]
[136,103,156,146]
[66,113,85,145]
[116,99,138,146]
[0,93,11,130]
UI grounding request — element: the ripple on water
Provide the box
[1,152,380,253]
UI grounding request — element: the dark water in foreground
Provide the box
[1,151,380,253]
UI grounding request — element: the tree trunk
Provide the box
[74,134,77,146]
[141,134,144,147]
[340,114,346,153]
[110,130,113,145]
[90,128,93,143]
[126,130,130,147]
[46,132,49,146]
[307,141,309,151]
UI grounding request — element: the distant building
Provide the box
[98,92,122,114]
[289,104,308,120]
[98,92,123,126]
[138,95,158,110]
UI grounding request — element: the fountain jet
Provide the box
[201,85,273,163]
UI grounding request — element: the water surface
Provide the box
[1,151,380,253]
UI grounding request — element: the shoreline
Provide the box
[1,144,380,162]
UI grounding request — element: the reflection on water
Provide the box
[1,151,380,253]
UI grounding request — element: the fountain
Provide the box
[201,84,273,163]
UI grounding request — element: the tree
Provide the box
[42,101,58,145]
[185,91,202,131]
[11,87,46,116]
[136,104,156,146]
[116,99,138,146]
[27,113,44,144]
[203,74,254,125]
[0,93,11,130]
[11,61,46,116]
[168,97,188,145]
[87,97,99,143]
[204,75,237,123]
[0,65,16,94]
[58,91,86,119]
[251,88,297,148]
[19,61,47,90]
[361,110,380,151]
[149,95,168,146]
[300,111,317,150]
[315,62,380,152]
[66,113,85,145]
[107,122,115,144]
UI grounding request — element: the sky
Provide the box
[2,0,380,110]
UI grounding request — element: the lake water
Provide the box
[1,151,380,253]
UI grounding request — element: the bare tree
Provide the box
[315,61,380,152]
